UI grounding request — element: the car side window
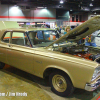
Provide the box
[29,31,44,45]
[44,31,56,40]
[2,32,10,43]
[36,31,43,40]
[11,32,30,47]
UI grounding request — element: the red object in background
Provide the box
[66,53,92,60]
[97,96,100,100]
[74,53,92,60]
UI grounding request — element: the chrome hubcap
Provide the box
[52,74,67,92]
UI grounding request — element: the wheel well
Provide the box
[43,68,72,84]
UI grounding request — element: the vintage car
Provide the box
[0,16,100,97]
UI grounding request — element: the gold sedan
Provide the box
[0,16,100,97]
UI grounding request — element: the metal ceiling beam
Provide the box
[0,0,100,11]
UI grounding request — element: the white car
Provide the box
[95,30,100,47]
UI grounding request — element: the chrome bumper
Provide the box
[85,78,100,91]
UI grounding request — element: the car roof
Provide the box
[0,27,55,40]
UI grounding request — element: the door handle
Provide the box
[7,44,10,47]
[7,44,13,47]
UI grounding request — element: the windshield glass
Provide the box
[27,30,57,47]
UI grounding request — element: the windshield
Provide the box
[27,30,57,47]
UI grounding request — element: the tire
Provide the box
[49,71,74,97]
[0,62,5,69]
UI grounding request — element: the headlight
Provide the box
[91,66,100,81]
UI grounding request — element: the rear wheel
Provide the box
[49,71,74,97]
[0,62,5,69]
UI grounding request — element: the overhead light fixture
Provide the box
[70,9,72,11]
[59,5,63,7]
[37,7,44,8]
[84,7,90,11]
[14,5,17,7]
[94,12,96,14]
[89,3,93,6]
[91,0,94,1]
[60,0,63,4]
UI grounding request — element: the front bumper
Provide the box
[85,78,100,91]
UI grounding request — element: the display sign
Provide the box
[30,22,35,25]
[37,23,45,24]
[26,23,30,25]
[45,22,50,25]
[50,23,55,28]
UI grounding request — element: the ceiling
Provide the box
[0,0,100,12]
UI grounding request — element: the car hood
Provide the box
[48,16,100,47]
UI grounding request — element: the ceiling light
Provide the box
[70,9,72,11]
[91,0,94,1]
[89,3,93,6]
[37,7,45,8]
[14,5,17,7]
[94,12,96,14]
[59,5,63,7]
[60,0,63,4]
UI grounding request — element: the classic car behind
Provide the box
[0,16,100,97]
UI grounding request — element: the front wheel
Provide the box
[0,62,5,69]
[49,71,74,97]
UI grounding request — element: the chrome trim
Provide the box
[85,78,100,91]
[91,73,100,82]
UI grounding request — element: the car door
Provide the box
[0,31,11,64]
[95,33,100,47]
[6,31,35,74]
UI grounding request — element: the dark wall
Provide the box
[56,9,69,21]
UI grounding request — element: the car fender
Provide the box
[43,65,74,85]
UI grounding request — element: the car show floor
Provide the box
[0,64,99,100]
